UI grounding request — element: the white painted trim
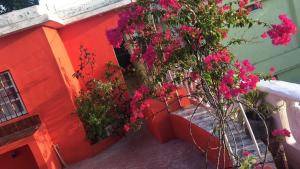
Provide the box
[0,0,132,37]
[257,80,300,102]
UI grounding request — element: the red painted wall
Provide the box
[0,26,80,165]
[56,10,124,162]
[59,10,120,84]
[145,88,231,168]
[0,145,39,169]
[0,9,123,165]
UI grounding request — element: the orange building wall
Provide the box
[59,10,120,84]
[54,10,124,162]
[0,9,123,166]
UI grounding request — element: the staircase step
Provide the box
[173,107,277,168]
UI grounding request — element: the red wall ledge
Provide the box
[144,88,231,168]
[0,114,41,146]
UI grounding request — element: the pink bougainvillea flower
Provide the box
[180,25,202,39]
[162,83,177,91]
[159,0,181,10]
[106,28,123,48]
[254,0,263,9]
[139,85,150,94]
[130,47,141,63]
[261,32,268,39]
[203,49,231,71]
[137,112,144,119]
[269,67,276,73]
[216,0,223,4]
[269,66,276,79]
[142,45,156,69]
[218,28,229,39]
[190,72,201,81]
[242,59,255,72]
[243,151,252,157]
[272,129,291,137]
[223,5,231,12]
[165,29,172,40]
[123,124,130,132]
[155,83,177,100]
[130,116,137,123]
[239,0,249,8]
[219,59,259,99]
[265,14,297,46]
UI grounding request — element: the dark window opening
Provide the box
[114,44,142,95]
[114,43,132,70]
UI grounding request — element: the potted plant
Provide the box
[243,89,278,139]
[73,46,131,144]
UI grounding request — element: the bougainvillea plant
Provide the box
[107,0,297,168]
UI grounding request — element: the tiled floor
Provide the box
[67,128,215,169]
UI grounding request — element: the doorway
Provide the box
[0,145,39,169]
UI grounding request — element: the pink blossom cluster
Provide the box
[269,66,277,80]
[151,29,182,63]
[218,5,231,14]
[106,28,124,48]
[190,72,201,81]
[124,85,150,132]
[215,0,223,4]
[106,5,145,48]
[159,0,181,10]
[219,60,259,99]
[156,83,177,100]
[262,14,297,46]
[254,0,263,9]
[142,45,156,69]
[130,47,141,63]
[163,39,182,62]
[239,0,249,9]
[243,151,252,157]
[272,129,291,137]
[180,25,202,38]
[203,50,231,71]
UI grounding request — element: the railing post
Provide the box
[237,99,262,159]
[224,133,236,165]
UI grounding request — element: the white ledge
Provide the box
[257,80,300,102]
[0,0,132,37]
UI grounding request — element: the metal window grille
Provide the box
[0,71,27,123]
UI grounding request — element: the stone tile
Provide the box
[67,128,215,169]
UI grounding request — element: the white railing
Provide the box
[257,80,300,169]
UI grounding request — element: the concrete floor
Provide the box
[67,128,215,169]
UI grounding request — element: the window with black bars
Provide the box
[0,71,27,123]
